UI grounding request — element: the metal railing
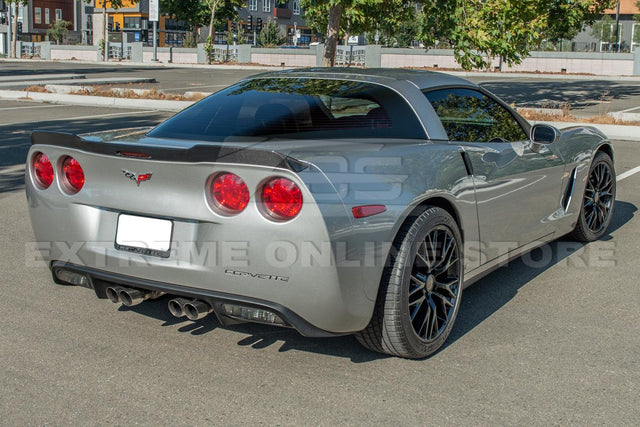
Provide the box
[108,45,132,60]
[209,46,238,63]
[335,46,365,67]
[21,43,41,58]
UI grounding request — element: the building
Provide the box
[570,0,640,52]
[235,0,312,46]
[92,0,189,47]
[1,0,91,52]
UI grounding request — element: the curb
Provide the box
[447,71,640,82]
[0,90,192,112]
[0,57,288,71]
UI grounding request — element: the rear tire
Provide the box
[568,152,615,242]
[356,207,463,359]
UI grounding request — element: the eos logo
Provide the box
[122,169,153,186]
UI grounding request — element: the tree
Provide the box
[371,8,422,48]
[160,0,209,41]
[419,0,616,70]
[300,0,416,66]
[95,1,140,61]
[200,0,244,45]
[543,0,615,43]
[46,20,72,45]
[592,15,617,44]
[7,0,28,58]
[257,18,287,47]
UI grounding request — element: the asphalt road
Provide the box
[1,60,639,117]
[1,101,640,425]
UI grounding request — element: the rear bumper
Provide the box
[51,261,348,338]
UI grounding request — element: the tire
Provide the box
[568,152,616,242]
[356,207,464,359]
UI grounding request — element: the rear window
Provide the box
[148,78,426,141]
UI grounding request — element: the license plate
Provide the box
[115,214,173,257]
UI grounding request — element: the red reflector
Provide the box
[211,173,250,214]
[262,177,303,220]
[32,152,54,188]
[352,205,387,219]
[62,157,85,193]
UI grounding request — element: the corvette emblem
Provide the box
[122,169,153,186]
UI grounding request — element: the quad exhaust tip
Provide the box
[105,286,163,307]
[168,298,212,321]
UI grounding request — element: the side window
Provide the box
[425,88,527,143]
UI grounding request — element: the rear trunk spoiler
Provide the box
[30,130,308,172]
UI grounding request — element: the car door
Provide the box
[424,87,566,263]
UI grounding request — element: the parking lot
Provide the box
[1,98,639,425]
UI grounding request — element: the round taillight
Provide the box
[62,157,85,193]
[32,152,54,189]
[261,177,303,221]
[211,172,250,214]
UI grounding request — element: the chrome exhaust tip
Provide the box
[119,288,146,307]
[106,286,125,303]
[168,297,191,318]
[184,300,213,321]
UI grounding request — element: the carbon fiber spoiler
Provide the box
[30,130,308,172]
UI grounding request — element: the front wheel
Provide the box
[569,152,616,242]
[356,207,463,359]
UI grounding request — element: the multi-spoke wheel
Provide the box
[356,207,463,359]
[569,152,616,242]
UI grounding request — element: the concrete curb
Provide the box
[0,90,192,112]
[533,121,640,142]
[0,57,287,71]
[446,71,640,82]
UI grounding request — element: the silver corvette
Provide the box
[26,69,615,358]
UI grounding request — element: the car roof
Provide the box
[246,67,478,91]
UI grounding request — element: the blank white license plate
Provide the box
[115,214,173,253]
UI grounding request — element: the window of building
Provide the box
[293,0,300,15]
[45,8,50,24]
[124,16,141,29]
[633,23,640,52]
[34,8,42,24]
[249,0,257,11]
[424,88,527,143]
[55,9,62,21]
[262,0,271,13]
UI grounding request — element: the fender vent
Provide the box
[562,167,578,212]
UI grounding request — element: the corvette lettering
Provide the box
[122,169,153,186]
[225,269,289,282]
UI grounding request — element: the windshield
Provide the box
[148,78,426,142]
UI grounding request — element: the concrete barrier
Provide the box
[12,42,640,76]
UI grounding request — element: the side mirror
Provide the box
[530,124,560,144]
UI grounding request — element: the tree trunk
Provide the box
[207,1,218,43]
[102,1,108,61]
[11,2,17,58]
[322,5,342,67]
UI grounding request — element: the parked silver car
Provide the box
[26,69,615,358]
